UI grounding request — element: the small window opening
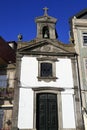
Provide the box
[40,63,52,77]
[83,32,87,45]
[43,26,49,38]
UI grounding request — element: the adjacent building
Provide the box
[70,8,87,130]
[0,37,16,129]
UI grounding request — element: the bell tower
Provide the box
[35,7,58,39]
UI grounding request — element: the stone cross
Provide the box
[43,7,49,16]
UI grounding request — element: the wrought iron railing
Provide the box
[0,87,14,99]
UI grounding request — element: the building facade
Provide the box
[0,37,16,130]
[71,8,87,130]
[12,8,83,130]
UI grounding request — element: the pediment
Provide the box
[31,44,68,53]
[18,39,74,55]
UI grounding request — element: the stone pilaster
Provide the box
[58,92,63,130]
[71,56,85,130]
[12,53,22,130]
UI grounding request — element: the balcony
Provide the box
[0,87,14,100]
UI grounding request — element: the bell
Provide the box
[44,33,48,38]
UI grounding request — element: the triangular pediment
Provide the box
[18,39,75,55]
[31,43,68,53]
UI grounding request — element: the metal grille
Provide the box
[40,63,52,77]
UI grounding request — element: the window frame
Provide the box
[84,58,87,81]
[37,57,58,82]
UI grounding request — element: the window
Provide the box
[0,110,4,129]
[84,59,87,80]
[0,75,7,98]
[85,59,87,69]
[40,63,52,77]
[83,33,87,46]
[0,75,7,88]
[37,58,57,82]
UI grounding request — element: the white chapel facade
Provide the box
[12,8,83,130]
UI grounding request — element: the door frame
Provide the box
[32,87,63,130]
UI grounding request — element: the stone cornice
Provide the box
[73,18,87,27]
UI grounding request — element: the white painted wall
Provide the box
[18,88,33,129]
[62,94,75,128]
[20,56,73,88]
[18,56,75,129]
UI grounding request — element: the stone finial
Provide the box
[43,7,49,16]
[17,34,23,41]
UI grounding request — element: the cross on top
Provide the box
[43,7,49,16]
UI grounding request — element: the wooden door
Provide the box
[36,93,58,130]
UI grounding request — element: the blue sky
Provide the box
[0,0,87,43]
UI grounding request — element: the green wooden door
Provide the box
[36,93,58,130]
